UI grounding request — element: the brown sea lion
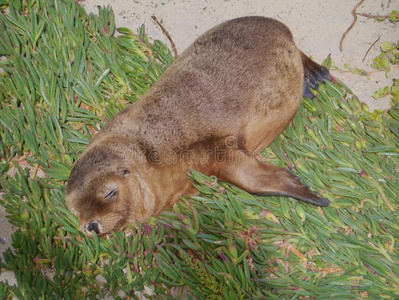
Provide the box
[65,16,330,236]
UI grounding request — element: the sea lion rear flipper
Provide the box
[301,51,330,99]
[219,152,329,206]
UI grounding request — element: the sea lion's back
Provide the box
[106,17,303,151]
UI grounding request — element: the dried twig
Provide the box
[339,0,366,52]
[356,12,396,20]
[151,15,179,58]
[362,35,381,63]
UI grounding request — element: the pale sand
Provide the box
[1,0,398,292]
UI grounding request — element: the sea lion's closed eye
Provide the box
[104,189,117,200]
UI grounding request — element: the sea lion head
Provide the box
[65,144,143,236]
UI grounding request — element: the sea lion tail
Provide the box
[301,51,331,99]
[219,151,330,207]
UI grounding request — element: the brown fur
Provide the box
[66,16,329,236]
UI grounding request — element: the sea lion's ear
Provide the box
[118,168,130,177]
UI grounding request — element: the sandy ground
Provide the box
[1,0,398,294]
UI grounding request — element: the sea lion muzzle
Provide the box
[86,221,101,235]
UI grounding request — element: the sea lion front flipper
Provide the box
[300,51,330,99]
[218,152,330,206]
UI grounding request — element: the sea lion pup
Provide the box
[66,16,331,236]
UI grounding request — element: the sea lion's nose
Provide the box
[86,221,99,234]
